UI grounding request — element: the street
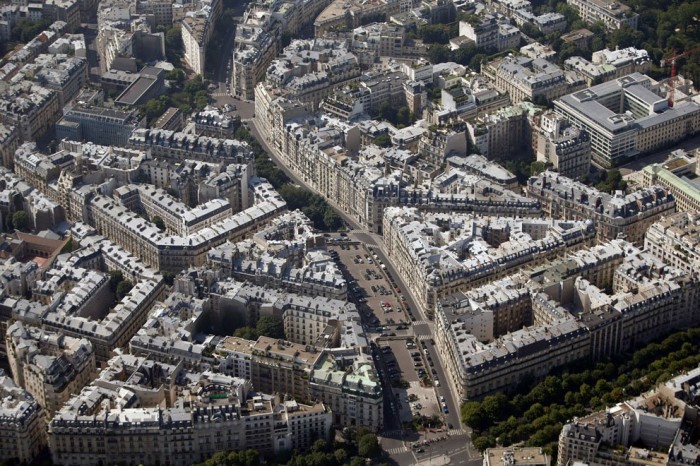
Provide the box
[249,118,481,466]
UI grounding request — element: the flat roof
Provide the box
[116,76,157,106]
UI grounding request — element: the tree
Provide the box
[357,433,381,458]
[323,208,342,231]
[255,316,285,339]
[334,449,348,464]
[469,53,488,71]
[109,270,124,292]
[461,401,484,429]
[11,211,29,232]
[233,326,258,340]
[428,44,451,64]
[161,270,176,286]
[530,161,547,176]
[373,134,392,148]
[116,280,134,300]
[152,216,165,231]
[609,25,644,49]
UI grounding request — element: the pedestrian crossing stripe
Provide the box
[386,447,409,455]
[448,429,466,436]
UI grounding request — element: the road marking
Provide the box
[386,446,409,455]
[448,428,466,436]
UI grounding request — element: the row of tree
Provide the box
[196,428,383,466]
[234,126,344,232]
[461,327,700,463]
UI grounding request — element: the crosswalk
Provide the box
[385,446,409,455]
[212,92,230,97]
[448,428,466,436]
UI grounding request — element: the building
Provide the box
[0,373,46,464]
[458,15,520,53]
[591,47,651,78]
[561,28,594,49]
[194,107,237,137]
[483,55,584,104]
[566,0,638,31]
[6,322,96,416]
[467,102,542,159]
[382,207,595,313]
[48,354,332,466]
[154,107,184,131]
[641,161,700,214]
[645,210,700,277]
[535,111,591,180]
[437,238,700,400]
[128,128,254,164]
[527,171,675,246]
[553,73,700,168]
[310,351,383,431]
[56,104,146,147]
[218,336,322,403]
[0,123,19,169]
[0,81,61,143]
[20,54,88,106]
[182,0,221,75]
[484,448,550,466]
[557,368,700,466]
[114,66,165,106]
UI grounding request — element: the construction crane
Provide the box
[661,46,700,107]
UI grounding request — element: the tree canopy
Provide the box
[256,316,285,339]
[462,326,700,464]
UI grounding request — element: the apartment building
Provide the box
[118,185,233,236]
[314,0,396,36]
[446,154,518,190]
[645,211,700,277]
[483,56,584,104]
[310,351,383,431]
[208,211,347,300]
[0,374,46,464]
[86,182,286,272]
[219,336,321,403]
[351,23,427,59]
[0,123,19,169]
[458,15,520,53]
[19,54,88,106]
[182,0,221,75]
[194,107,236,138]
[0,81,61,142]
[128,128,254,164]
[527,171,675,245]
[566,0,638,31]
[535,111,591,181]
[554,73,700,168]
[48,354,332,465]
[255,85,542,234]
[7,233,165,365]
[6,322,95,416]
[232,24,279,101]
[467,102,542,159]
[437,239,700,399]
[265,39,361,111]
[557,368,700,466]
[382,207,595,313]
[484,448,550,466]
